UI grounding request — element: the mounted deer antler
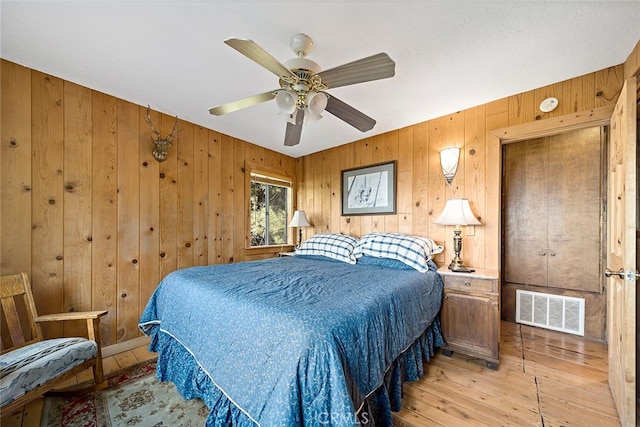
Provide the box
[144,105,181,162]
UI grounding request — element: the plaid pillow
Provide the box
[414,236,445,255]
[295,233,358,264]
[353,232,443,272]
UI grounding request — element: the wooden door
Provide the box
[547,127,602,291]
[606,78,637,426]
[503,129,602,292]
[503,138,548,287]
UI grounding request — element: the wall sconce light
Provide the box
[288,210,311,247]
[435,198,481,272]
[440,147,461,184]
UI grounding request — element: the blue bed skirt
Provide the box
[147,318,444,427]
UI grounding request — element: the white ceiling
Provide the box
[2,1,639,158]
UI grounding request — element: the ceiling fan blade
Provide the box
[324,95,376,132]
[315,53,395,89]
[225,38,296,80]
[209,90,277,116]
[284,109,305,146]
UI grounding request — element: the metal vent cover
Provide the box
[516,290,585,336]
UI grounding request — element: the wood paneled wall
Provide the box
[0,54,629,348]
[1,59,296,346]
[296,64,625,271]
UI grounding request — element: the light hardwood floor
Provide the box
[393,321,620,426]
[2,321,620,426]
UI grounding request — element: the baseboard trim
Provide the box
[102,336,151,358]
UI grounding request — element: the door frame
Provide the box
[486,106,615,275]
[499,126,608,338]
[487,104,638,424]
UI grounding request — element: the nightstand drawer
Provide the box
[443,274,497,293]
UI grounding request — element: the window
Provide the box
[247,165,293,247]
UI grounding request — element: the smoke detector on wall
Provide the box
[539,97,558,113]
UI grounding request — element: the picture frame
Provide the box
[341,161,396,216]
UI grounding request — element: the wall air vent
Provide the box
[516,290,585,336]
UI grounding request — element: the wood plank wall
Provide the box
[0,53,629,348]
[296,65,624,271]
[1,59,296,345]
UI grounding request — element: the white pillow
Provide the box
[352,232,443,272]
[295,233,358,264]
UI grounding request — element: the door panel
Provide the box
[504,238,547,286]
[606,78,637,426]
[503,138,548,287]
[547,127,602,292]
[547,238,601,291]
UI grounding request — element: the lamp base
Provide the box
[449,265,475,273]
[447,257,474,272]
[447,229,475,273]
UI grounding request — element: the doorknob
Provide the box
[605,268,640,281]
[605,268,625,278]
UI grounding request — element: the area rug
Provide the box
[41,359,209,427]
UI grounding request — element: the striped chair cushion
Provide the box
[0,337,97,407]
[295,233,358,264]
[353,232,443,272]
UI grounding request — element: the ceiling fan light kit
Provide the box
[275,90,297,115]
[209,33,396,147]
[306,91,328,116]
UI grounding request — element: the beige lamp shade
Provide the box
[435,198,480,271]
[435,198,481,226]
[288,210,311,227]
[289,210,311,248]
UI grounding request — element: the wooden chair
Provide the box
[0,273,108,415]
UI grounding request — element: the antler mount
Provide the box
[144,105,181,162]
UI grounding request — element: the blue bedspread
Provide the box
[139,256,443,426]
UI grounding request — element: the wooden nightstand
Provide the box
[437,266,500,370]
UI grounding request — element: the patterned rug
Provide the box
[41,359,209,426]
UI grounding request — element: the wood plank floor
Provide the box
[393,321,620,426]
[2,321,620,426]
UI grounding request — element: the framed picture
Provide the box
[341,161,396,216]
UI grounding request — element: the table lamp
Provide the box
[435,198,481,272]
[288,210,310,247]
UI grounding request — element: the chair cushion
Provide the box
[0,337,97,407]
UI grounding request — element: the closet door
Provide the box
[503,127,602,292]
[546,127,602,292]
[503,138,549,287]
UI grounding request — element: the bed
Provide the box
[139,233,445,427]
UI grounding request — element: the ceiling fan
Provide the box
[209,33,396,147]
